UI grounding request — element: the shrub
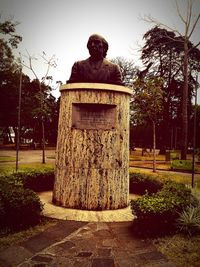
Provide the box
[159,181,194,206]
[0,169,55,233]
[171,160,194,172]
[129,172,163,195]
[166,150,180,161]
[131,180,195,236]
[0,170,55,192]
[0,181,43,232]
[23,170,55,191]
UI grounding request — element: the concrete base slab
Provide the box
[38,191,135,222]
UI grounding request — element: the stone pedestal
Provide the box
[52,83,132,210]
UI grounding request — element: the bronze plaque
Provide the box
[72,103,116,130]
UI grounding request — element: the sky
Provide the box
[1,0,200,101]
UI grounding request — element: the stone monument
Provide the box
[52,34,132,210]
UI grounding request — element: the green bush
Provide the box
[166,150,180,161]
[129,172,163,195]
[23,170,55,191]
[171,160,194,171]
[0,181,43,232]
[131,180,195,236]
[159,181,193,206]
[0,170,55,192]
[0,169,53,232]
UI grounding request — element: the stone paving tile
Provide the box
[0,245,33,266]
[0,220,176,267]
[96,248,112,257]
[31,254,53,263]
[91,257,115,267]
[21,220,86,254]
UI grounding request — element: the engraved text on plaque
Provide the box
[72,103,116,130]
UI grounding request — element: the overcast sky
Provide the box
[1,0,200,100]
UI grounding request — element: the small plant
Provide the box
[176,204,200,236]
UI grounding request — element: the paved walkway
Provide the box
[0,220,175,267]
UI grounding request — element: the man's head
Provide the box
[87,34,109,59]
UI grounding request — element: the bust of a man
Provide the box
[68,34,123,85]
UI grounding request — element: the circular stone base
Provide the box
[38,191,135,222]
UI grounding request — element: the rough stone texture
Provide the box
[91,257,115,267]
[0,246,33,266]
[0,221,175,267]
[53,83,131,210]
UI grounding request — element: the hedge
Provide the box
[1,170,55,192]
[131,178,196,236]
[0,169,55,232]
[0,181,43,232]
[129,172,163,195]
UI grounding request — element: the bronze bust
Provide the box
[68,34,123,85]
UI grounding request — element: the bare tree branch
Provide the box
[188,13,200,38]
[175,0,187,24]
[143,14,182,36]
[40,54,57,82]
[189,39,200,51]
[186,0,193,29]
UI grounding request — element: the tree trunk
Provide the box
[152,121,156,172]
[38,80,46,164]
[181,40,189,160]
[41,119,45,164]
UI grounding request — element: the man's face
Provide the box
[88,37,104,59]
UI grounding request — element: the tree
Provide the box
[141,26,200,152]
[0,20,22,47]
[110,57,137,87]
[0,19,59,152]
[21,51,57,163]
[0,19,22,142]
[132,77,164,172]
[143,0,200,159]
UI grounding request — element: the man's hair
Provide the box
[87,34,109,58]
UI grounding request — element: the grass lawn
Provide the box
[130,167,200,191]
[153,234,200,267]
[0,162,54,175]
[0,156,16,163]
[130,149,200,173]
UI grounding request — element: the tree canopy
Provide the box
[139,25,200,152]
[0,19,59,146]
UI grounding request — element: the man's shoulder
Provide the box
[103,59,118,68]
[75,58,90,66]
